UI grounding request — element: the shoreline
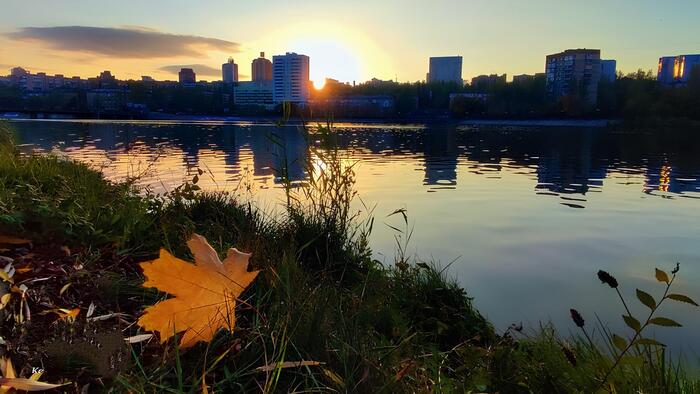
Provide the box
[458,118,616,127]
[2,113,618,128]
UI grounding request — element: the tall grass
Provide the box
[1,120,698,392]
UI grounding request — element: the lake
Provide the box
[8,119,700,354]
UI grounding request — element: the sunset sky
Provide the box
[1,0,699,84]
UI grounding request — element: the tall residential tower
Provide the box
[427,56,463,84]
[222,57,239,83]
[252,52,273,82]
[178,68,196,84]
[272,52,310,104]
[545,49,601,105]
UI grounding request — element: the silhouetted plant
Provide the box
[571,264,698,391]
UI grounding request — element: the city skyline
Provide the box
[1,0,699,84]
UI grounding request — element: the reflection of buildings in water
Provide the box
[645,164,700,194]
[220,129,242,174]
[535,132,607,195]
[422,127,458,187]
[249,128,276,177]
[247,127,308,183]
[11,122,700,200]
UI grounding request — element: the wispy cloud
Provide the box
[5,26,240,58]
[159,64,249,79]
[159,64,222,78]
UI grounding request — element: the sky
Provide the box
[1,0,699,84]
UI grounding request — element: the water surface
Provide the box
[10,119,700,354]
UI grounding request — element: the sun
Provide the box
[313,79,326,90]
[264,21,394,84]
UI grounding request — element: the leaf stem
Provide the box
[615,288,632,317]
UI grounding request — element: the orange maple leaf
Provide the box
[137,234,259,348]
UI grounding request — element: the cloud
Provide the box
[159,64,222,78]
[5,26,240,58]
[159,64,249,80]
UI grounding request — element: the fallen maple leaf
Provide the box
[137,234,259,348]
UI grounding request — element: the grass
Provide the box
[1,120,699,392]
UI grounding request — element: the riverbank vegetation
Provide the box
[1,122,699,392]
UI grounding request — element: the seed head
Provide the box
[597,270,618,288]
[672,263,680,274]
[570,308,585,328]
[561,343,578,366]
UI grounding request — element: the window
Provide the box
[673,56,685,79]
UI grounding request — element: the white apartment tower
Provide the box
[222,57,239,83]
[272,52,310,104]
[427,56,463,84]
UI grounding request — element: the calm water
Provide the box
[9,119,700,353]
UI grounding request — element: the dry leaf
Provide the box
[0,236,30,246]
[255,361,322,372]
[87,312,129,322]
[124,334,153,344]
[0,271,11,284]
[42,308,80,323]
[86,302,95,318]
[59,283,72,296]
[0,294,10,310]
[0,357,67,392]
[137,234,259,348]
[0,378,66,392]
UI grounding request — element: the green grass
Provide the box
[1,121,699,393]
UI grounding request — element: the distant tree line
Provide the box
[1,67,699,122]
[0,82,235,116]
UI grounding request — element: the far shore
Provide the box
[1,112,619,128]
[458,118,617,127]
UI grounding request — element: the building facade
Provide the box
[427,56,463,84]
[600,59,617,82]
[272,52,310,104]
[512,73,545,84]
[178,68,196,85]
[252,52,273,82]
[222,58,239,83]
[470,74,506,90]
[234,81,274,107]
[657,54,700,86]
[545,49,601,105]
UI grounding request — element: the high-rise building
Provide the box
[657,54,700,86]
[427,56,463,84]
[10,67,29,78]
[179,68,196,84]
[545,49,601,105]
[222,57,239,83]
[600,60,617,82]
[272,52,310,104]
[252,52,272,82]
